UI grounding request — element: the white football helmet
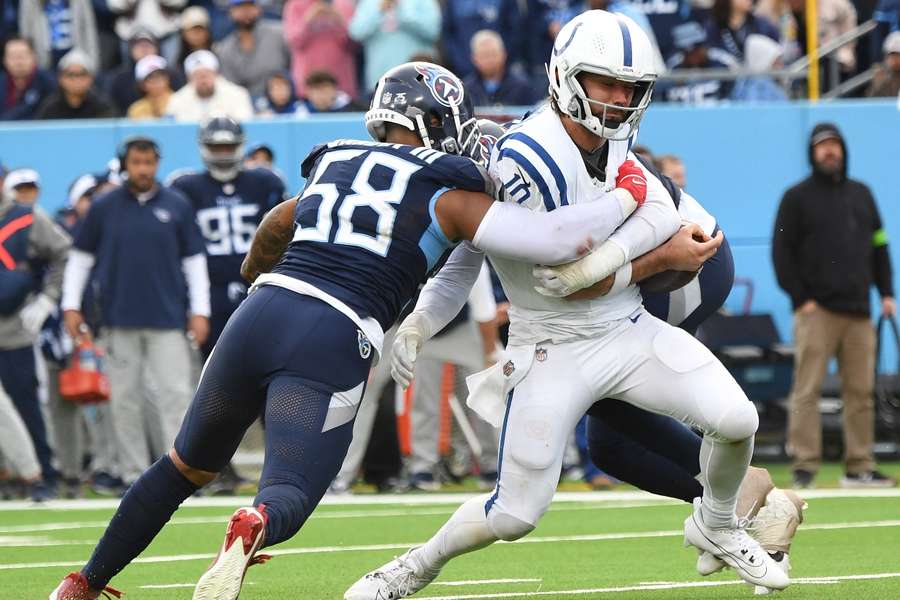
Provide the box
[547,10,657,141]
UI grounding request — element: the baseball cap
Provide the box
[810,122,843,147]
[135,55,168,82]
[5,168,40,189]
[185,50,219,76]
[58,48,96,75]
[885,32,900,56]
[68,174,99,207]
[182,6,210,30]
[130,27,158,46]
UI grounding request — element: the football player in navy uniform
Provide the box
[49,62,654,600]
[169,117,285,358]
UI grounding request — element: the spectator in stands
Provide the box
[4,169,41,205]
[254,71,299,115]
[706,0,779,65]
[104,28,168,116]
[867,32,900,97]
[873,0,900,60]
[106,0,187,63]
[165,49,253,121]
[127,54,173,118]
[349,0,441,94]
[0,166,71,500]
[755,0,802,63]
[441,0,522,80]
[657,155,687,189]
[732,33,789,101]
[18,0,100,71]
[610,0,691,64]
[283,0,358,99]
[0,38,56,121]
[175,6,213,72]
[295,70,365,116]
[62,136,210,488]
[773,122,897,490]
[661,21,734,103]
[215,0,290,97]
[463,30,537,107]
[788,0,858,75]
[36,49,115,119]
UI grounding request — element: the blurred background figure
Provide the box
[731,33,789,102]
[18,0,100,71]
[37,49,115,119]
[165,49,253,121]
[867,32,900,97]
[657,155,688,190]
[127,54,174,119]
[463,30,537,107]
[295,70,365,116]
[3,169,42,205]
[283,0,358,100]
[175,6,213,73]
[0,37,56,121]
[215,0,290,97]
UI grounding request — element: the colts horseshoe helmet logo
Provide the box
[414,64,464,108]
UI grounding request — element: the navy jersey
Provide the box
[273,140,490,331]
[170,168,285,286]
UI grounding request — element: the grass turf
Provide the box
[2,463,899,599]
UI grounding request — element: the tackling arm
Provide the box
[241,196,299,284]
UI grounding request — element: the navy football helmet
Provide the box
[365,62,481,159]
[198,116,246,181]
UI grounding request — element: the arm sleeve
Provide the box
[471,192,632,265]
[771,189,809,308]
[28,210,72,302]
[468,261,497,323]
[870,190,894,298]
[414,242,486,339]
[182,253,211,317]
[606,168,681,263]
[61,249,96,311]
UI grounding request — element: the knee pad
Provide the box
[486,510,536,542]
[506,404,560,470]
[714,400,759,442]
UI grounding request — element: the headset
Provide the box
[116,135,161,173]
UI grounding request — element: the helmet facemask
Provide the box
[553,63,655,141]
[201,142,244,181]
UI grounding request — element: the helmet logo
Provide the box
[414,64,463,107]
[553,21,583,56]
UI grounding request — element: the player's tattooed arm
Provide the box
[241,196,299,283]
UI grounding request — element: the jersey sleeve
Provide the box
[427,152,492,195]
[488,131,569,212]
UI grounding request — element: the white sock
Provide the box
[414,493,498,574]
[698,435,753,529]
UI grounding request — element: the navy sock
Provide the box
[82,455,198,590]
[255,483,312,547]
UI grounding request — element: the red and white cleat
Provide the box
[192,504,271,600]
[49,572,122,600]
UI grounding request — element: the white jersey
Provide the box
[486,105,675,345]
[678,190,717,236]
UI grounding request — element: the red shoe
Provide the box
[192,504,271,600]
[49,572,122,599]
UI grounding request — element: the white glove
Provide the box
[390,312,434,389]
[19,294,56,336]
[533,241,627,297]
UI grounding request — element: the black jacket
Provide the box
[0,69,57,120]
[772,123,893,315]
[36,90,116,120]
[463,69,538,107]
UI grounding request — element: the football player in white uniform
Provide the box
[345,10,789,599]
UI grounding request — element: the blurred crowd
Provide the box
[1,0,900,124]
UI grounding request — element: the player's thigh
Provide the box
[611,315,757,441]
[488,343,592,525]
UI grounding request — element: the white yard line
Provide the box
[2,487,899,511]
[433,579,543,587]
[3,519,900,570]
[416,572,900,599]
[0,502,673,535]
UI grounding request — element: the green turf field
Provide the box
[3,463,900,599]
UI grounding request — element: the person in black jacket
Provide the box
[36,49,115,120]
[773,122,897,490]
[0,38,56,120]
[462,29,537,108]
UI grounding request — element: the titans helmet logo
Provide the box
[414,64,464,108]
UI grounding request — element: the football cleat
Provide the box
[49,572,122,599]
[684,500,790,591]
[192,505,270,600]
[697,488,806,580]
[344,548,439,600]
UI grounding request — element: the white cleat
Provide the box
[193,505,270,600]
[344,548,439,600]
[684,501,790,591]
[695,488,806,589]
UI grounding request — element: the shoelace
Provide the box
[370,555,419,597]
[99,585,123,599]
